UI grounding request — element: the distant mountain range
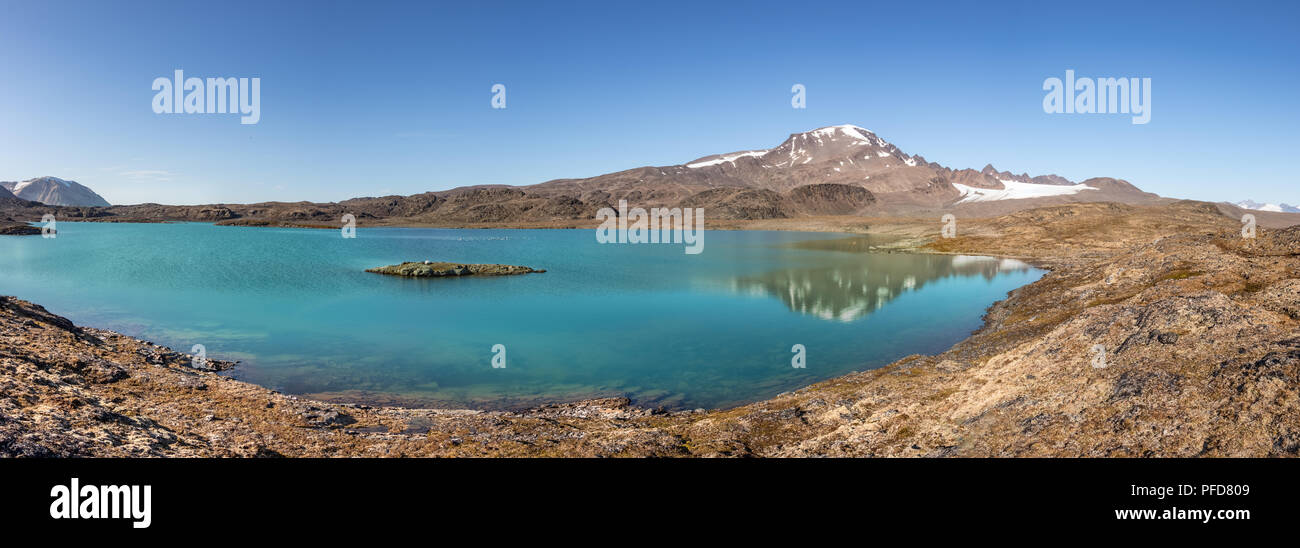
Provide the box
[2,125,1169,224]
[0,177,110,207]
[1232,200,1300,213]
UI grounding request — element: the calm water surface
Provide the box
[0,222,1042,410]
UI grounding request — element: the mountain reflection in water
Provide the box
[733,247,1033,321]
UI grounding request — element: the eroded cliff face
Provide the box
[2,202,1297,457]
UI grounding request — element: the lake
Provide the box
[0,222,1042,410]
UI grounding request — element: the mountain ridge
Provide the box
[2,124,1172,224]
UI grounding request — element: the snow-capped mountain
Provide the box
[1233,200,1300,213]
[672,124,1115,201]
[691,124,908,170]
[530,124,1152,215]
[0,176,111,207]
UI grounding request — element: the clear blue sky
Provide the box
[1,0,1296,205]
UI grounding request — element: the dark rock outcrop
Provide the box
[786,183,876,215]
[679,188,788,220]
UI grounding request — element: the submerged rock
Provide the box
[365,261,545,278]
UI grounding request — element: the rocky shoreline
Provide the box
[3,201,1299,457]
[0,221,40,235]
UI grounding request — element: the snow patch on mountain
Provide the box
[1234,200,1300,213]
[953,180,1097,204]
[807,124,874,141]
[686,150,769,169]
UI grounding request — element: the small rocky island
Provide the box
[0,221,40,236]
[365,261,545,278]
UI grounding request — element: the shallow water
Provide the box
[0,223,1042,410]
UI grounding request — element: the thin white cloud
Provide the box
[112,169,177,182]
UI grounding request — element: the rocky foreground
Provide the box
[2,201,1298,457]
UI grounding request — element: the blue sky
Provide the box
[1,0,1296,205]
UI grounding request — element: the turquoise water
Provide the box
[0,222,1041,410]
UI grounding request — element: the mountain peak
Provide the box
[35,176,71,186]
[3,176,110,207]
[802,124,875,139]
[763,124,903,168]
[682,124,898,170]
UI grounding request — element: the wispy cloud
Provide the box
[100,167,177,182]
